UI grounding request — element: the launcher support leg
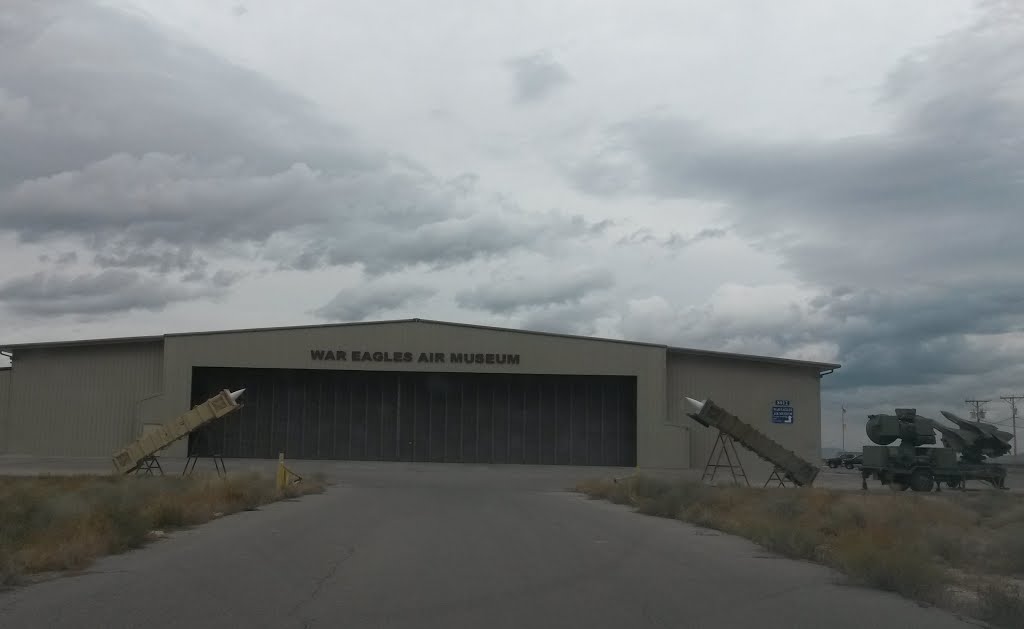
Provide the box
[134,455,163,476]
[213,455,226,478]
[764,467,788,488]
[701,431,749,487]
[722,439,739,485]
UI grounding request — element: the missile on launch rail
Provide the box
[112,388,245,474]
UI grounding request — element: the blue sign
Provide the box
[772,399,794,424]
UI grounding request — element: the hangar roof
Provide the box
[0,318,840,371]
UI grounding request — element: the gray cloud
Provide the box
[626,284,1024,390]
[211,270,244,288]
[314,282,437,322]
[0,269,217,317]
[604,276,1024,449]
[572,3,1024,288]
[567,1,1024,415]
[506,52,571,103]
[285,210,601,276]
[37,251,78,265]
[0,5,371,189]
[93,242,206,275]
[519,300,615,337]
[456,268,614,314]
[585,113,1021,284]
[618,227,726,250]
[0,3,599,314]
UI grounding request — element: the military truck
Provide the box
[859,408,1010,491]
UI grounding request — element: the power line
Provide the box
[1000,395,1023,456]
[965,399,990,423]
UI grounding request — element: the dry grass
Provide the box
[972,579,1024,628]
[0,472,326,585]
[576,475,1024,628]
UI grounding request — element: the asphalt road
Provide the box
[0,464,985,629]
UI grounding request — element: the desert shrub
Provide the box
[990,524,1024,576]
[574,478,613,500]
[959,491,1018,523]
[830,536,945,601]
[983,501,1024,528]
[682,504,726,531]
[626,475,671,498]
[972,579,1024,628]
[0,548,22,586]
[923,524,967,564]
[742,520,824,560]
[635,483,705,518]
[574,476,1024,624]
[0,472,326,581]
[143,496,189,529]
[576,476,636,504]
[822,498,868,533]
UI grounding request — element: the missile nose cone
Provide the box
[229,388,246,402]
[683,397,706,416]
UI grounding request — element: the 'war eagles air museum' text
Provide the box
[310,349,521,365]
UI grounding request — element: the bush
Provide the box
[575,475,1024,627]
[990,524,1024,576]
[743,520,823,560]
[959,491,1017,522]
[0,472,326,581]
[973,579,1024,628]
[0,549,22,587]
[144,497,189,529]
[831,537,945,601]
[635,483,706,518]
[923,525,966,564]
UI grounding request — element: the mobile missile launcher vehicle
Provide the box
[859,408,1011,491]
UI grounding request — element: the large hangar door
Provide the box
[189,367,637,466]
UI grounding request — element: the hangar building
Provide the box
[0,319,838,475]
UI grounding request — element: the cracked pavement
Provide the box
[0,463,984,628]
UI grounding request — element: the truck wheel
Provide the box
[909,469,935,492]
[845,462,855,469]
[828,462,838,468]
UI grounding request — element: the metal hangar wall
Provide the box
[0,319,839,470]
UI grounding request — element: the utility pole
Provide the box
[966,399,990,423]
[841,406,846,452]
[1000,395,1022,455]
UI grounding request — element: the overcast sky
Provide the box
[2,0,1021,448]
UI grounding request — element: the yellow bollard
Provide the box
[275,452,304,489]
[276,452,286,491]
